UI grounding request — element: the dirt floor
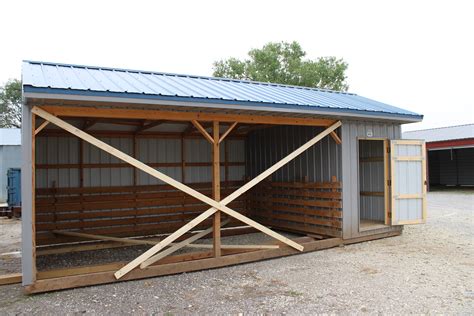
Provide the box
[0,190,472,314]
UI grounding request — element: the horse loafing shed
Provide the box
[17,61,426,293]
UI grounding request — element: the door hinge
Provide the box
[386,146,391,154]
[387,179,392,186]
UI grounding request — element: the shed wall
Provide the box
[246,125,341,182]
[341,120,403,239]
[35,136,245,189]
[0,145,22,203]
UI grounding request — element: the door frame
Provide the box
[357,137,391,230]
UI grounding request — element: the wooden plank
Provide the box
[219,122,238,143]
[25,238,343,293]
[360,191,384,197]
[35,161,245,169]
[40,105,336,127]
[135,120,164,133]
[0,273,22,286]
[212,121,221,257]
[191,120,214,144]
[34,120,50,135]
[330,131,342,144]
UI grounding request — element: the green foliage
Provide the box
[0,79,22,128]
[213,41,349,91]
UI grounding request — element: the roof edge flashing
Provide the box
[23,87,423,123]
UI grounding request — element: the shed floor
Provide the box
[359,219,387,231]
[36,231,300,271]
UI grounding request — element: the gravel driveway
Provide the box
[0,190,472,314]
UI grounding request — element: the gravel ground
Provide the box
[0,190,472,314]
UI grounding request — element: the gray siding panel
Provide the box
[35,136,245,188]
[341,120,402,239]
[246,125,341,182]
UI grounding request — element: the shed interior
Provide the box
[33,114,343,280]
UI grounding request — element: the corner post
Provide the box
[21,105,36,285]
[212,121,221,257]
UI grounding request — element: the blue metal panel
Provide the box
[7,168,21,206]
[22,61,422,121]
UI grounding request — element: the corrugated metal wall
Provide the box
[246,125,341,182]
[341,120,403,239]
[36,136,245,189]
[0,145,22,203]
[358,140,385,222]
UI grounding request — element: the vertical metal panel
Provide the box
[0,145,22,202]
[341,120,402,239]
[21,105,34,285]
[246,125,341,182]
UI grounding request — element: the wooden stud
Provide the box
[135,120,165,133]
[32,113,37,282]
[191,120,214,144]
[330,131,342,144]
[219,122,238,143]
[34,120,50,135]
[212,121,221,257]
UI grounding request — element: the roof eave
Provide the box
[23,87,423,124]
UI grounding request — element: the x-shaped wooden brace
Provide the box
[32,106,341,279]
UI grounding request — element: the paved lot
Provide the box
[0,190,472,314]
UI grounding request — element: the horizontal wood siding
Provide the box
[248,180,342,237]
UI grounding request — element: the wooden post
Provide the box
[31,113,37,282]
[212,121,221,257]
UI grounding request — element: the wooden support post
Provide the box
[330,131,342,144]
[32,113,37,282]
[191,120,214,144]
[212,121,221,257]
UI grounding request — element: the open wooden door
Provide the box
[390,140,427,225]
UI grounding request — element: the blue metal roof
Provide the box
[22,60,422,121]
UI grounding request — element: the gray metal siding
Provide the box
[35,136,245,189]
[246,125,341,182]
[341,120,403,239]
[0,145,22,203]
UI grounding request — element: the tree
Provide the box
[0,79,22,128]
[213,41,349,91]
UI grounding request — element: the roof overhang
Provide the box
[23,87,424,124]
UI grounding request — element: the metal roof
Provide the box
[22,60,422,122]
[403,124,474,142]
[0,128,21,146]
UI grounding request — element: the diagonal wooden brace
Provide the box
[31,107,328,279]
[141,120,343,268]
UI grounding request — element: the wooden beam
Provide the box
[34,120,50,135]
[135,120,165,133]
[0,273,22,286]
[40,105,335,127]
[330,131,342,144]
[52,230,276,250]
[25,238,343,294]
[213,121,221,257]
[219,122,238,143]
[191,120,214,143]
